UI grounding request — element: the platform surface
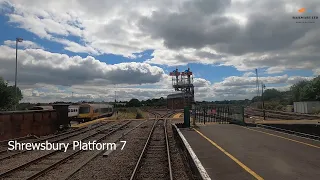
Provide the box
[245,117,320,124]
[180,124,320,180]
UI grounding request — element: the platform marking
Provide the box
[173,113,182,119]
[243,127,320,149]
[255,126,320,143]
[193,128,264,180]
[174,125,211,180]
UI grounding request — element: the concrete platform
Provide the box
[177,124,320,180]
[245,117,320,124]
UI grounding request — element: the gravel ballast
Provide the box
[0,121,121,173]
[69,120,155,180]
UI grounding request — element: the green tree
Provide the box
[290,80,309,102]
[263,88,282,101]
[251,96,261,102]
[126,98,141,107]
[289,76,320,102]
[0,77,23,110]
[299,75,320,101]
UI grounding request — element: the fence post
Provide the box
[214,106,216,122]
[196,107,199,123]
[227,106,230,123]
[203,107,206,124]
[225,106,227,123]
[184,106,190,128]
[210,106,212,122]
[217,107,220,123]
[192,104,196,126]
[241,106,245,123]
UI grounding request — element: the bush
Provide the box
[136,111,143,119]
[135,109,144,119]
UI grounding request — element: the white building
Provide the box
[293,101,320,114]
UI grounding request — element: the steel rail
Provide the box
[164,118,173,180]
[0,120,130,179]
[0,121,110,160]
[25,120,132,180]
[129,111,173,180]
[129,119,158,180]
[0,121,102,146]
[60,119,150,180]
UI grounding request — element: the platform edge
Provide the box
[172,124,211,180]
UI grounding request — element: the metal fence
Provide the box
[193,104,244,124]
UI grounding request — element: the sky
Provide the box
[0,0,319,103]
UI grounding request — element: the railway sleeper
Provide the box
[142,156,167,162]
[142,161,168,166]
[147,148,165,151]
[137,171,168,178]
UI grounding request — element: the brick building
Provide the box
[167,93,193,109]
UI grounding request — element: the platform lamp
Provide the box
[14,37,23,111]
[261,82,266,120]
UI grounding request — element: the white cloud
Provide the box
[265,66,287,74]
[0,45,165,86]
[0,0,319,102]
[1,0,319,73]
[242,72,255,77]
[4,40,43,49]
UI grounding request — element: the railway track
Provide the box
[0,120,131,179]
[0,121,112,160]
[0,122,104,147]
[60,119,150,180]
[130,113,173,180]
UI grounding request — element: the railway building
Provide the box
[167,93,193,109]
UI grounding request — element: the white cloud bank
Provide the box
[0,0,318,102]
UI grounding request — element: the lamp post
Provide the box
[261,82,266,120]
[14,37,23,111]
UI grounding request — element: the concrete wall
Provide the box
[0,110,57,141]
[294,101,320,114]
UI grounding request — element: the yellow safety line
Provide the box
[173,113,182,119]
[242,127,320,149]
[193,128,264,180]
